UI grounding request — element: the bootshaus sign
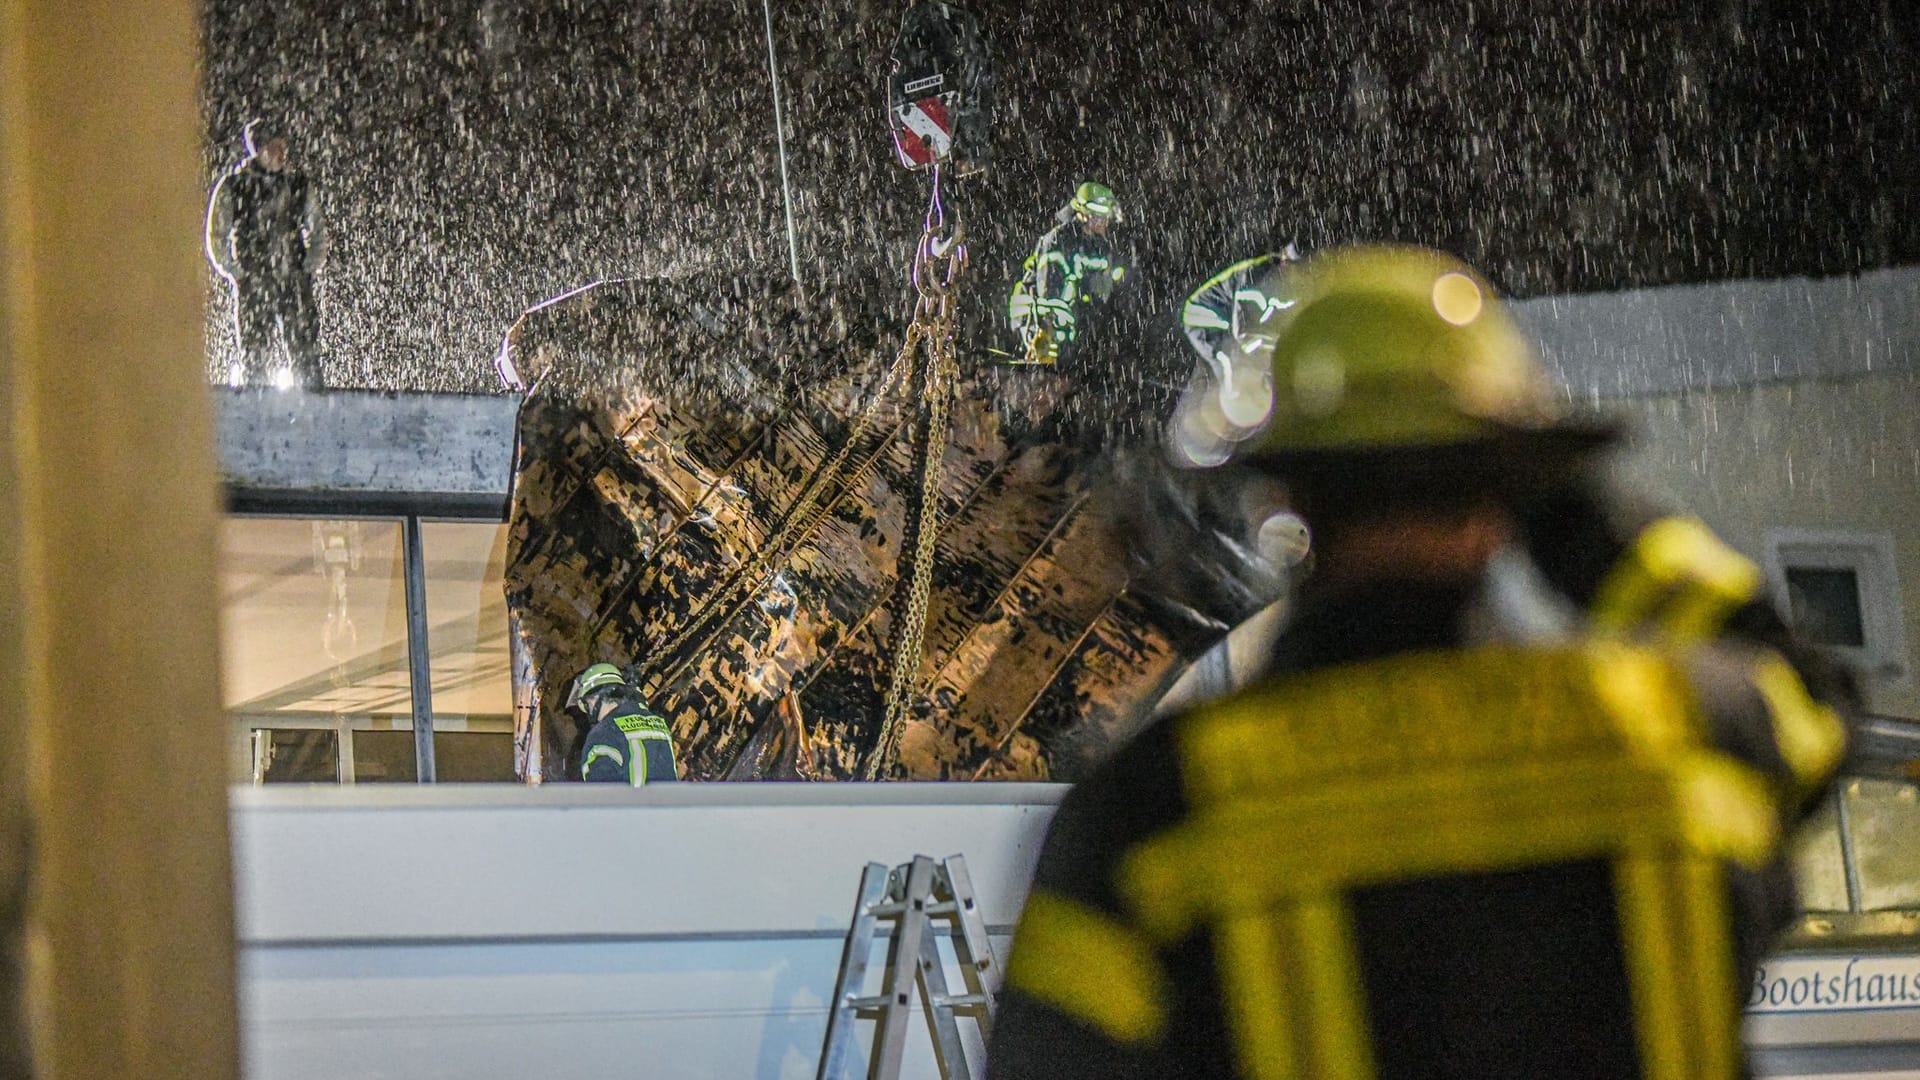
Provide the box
[1748,955,1920,1014]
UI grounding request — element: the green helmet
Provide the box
[566,662,627,709]
[1239,245,1613,460]
[1069,181,1118,219]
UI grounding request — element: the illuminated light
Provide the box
[227,362,245,387]
[1291,349,1346,418]
[272,368,295,391]
[1431,272,1484,326]
[1256,511,1312,569]
[1218,366,1274,431]
[1173,399,1235,468]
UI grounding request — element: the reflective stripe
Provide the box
[612,711,671,735]
[1591,518,1762,641]
[626,733,648,785]
[1750,656,1847,796]
[581,744,625,779]
[1183,301,1231,331]
[1121,643,1769,1080]
[1005,890,1169,1045]
[1216,912,1293,1080]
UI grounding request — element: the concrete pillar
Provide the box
[0,0,240,1075]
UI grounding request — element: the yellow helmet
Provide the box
[1238,245,1613,460]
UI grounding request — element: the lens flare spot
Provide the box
[1432,272,1484,326]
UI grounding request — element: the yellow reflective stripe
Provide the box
[1750,655,1847,796]
[581,744,625,778]
[1673,855,1738,1080]
[1616,853,1690,1080]
[1216,913,1295,1080]
[1177,645,1690,803]
[1288,897,1374,1080]
[1183,301,1231,330]
[1123,753,1776,943]
[1592,518,1761,641]
[1005,890,1169,1045]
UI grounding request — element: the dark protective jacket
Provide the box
[208,159,321,282]
[1007,218,1126,355]
[1181,252,1294,370]
[578,686,680,785]
[987,569,1847,1080]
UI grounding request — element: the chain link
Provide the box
[865,171,967,779]
[642,169,965,782]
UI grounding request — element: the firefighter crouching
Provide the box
[570,663,681,785]
[987,246,1849,1080]
[1006,182,1127,367]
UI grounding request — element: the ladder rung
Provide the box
[931,994,989,1008]
[847,994,907,1010]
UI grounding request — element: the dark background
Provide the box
[203,0,1920,392]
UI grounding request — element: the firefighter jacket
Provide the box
[579,686,680,785]
[207,159,323,283]
[1007,220,1126,350]
[987,568,1847,1080]
[1181,253,1294,373]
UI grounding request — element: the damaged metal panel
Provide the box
[503,274,1279,782]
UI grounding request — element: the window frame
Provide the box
[224,489,511,784]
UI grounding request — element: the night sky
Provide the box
[202,0,1920,391]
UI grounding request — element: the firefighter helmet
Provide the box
[567,662,627,709]
[1238,245,1615,460]
[1069,181,1119,220]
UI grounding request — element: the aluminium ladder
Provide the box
[817,855,1000,1080]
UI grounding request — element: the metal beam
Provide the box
[217,387,517,515]
[404,515,437,782]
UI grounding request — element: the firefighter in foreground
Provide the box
[1006,182,1127,366]
[570,663,680,784]
[206,123,325,389]
[987,246,1849,1080]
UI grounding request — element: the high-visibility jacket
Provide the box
[988,573,1846,1080]
[1181,252,1294,375]
[1007,220,1125,351]
[579,691,680,785]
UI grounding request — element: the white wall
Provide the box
[233,785,1057,1080]
[232,786,1917,1079]
[1611,373,1920,719]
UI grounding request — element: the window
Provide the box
[220,514,516,783]
[1764,528,1910,691]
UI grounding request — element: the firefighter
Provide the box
[1179,244,1300,432]
[570,663,680,785]
[206,123,325,389]
[1006,182,1127,366]
[987,246,1849,1080]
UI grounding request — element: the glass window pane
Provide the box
[221,517,413,783]
[250,729,339,783]
[1787,794,1849,913]
[433,731,516,782]
[419,521,513,728]
[351,729,418,783]
[1844,778,1920,911]
[1784,566,1867,648]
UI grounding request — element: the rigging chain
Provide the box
[646,169,968,758]
[864,166,966,779]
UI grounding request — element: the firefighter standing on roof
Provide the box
[987,246,1850,1080]
[206,123,325,390]
[1007,182,1126,366]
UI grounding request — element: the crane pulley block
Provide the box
[885,1,994,174]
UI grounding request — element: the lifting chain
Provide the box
[646,170,967,752]
[865,166,966,779]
